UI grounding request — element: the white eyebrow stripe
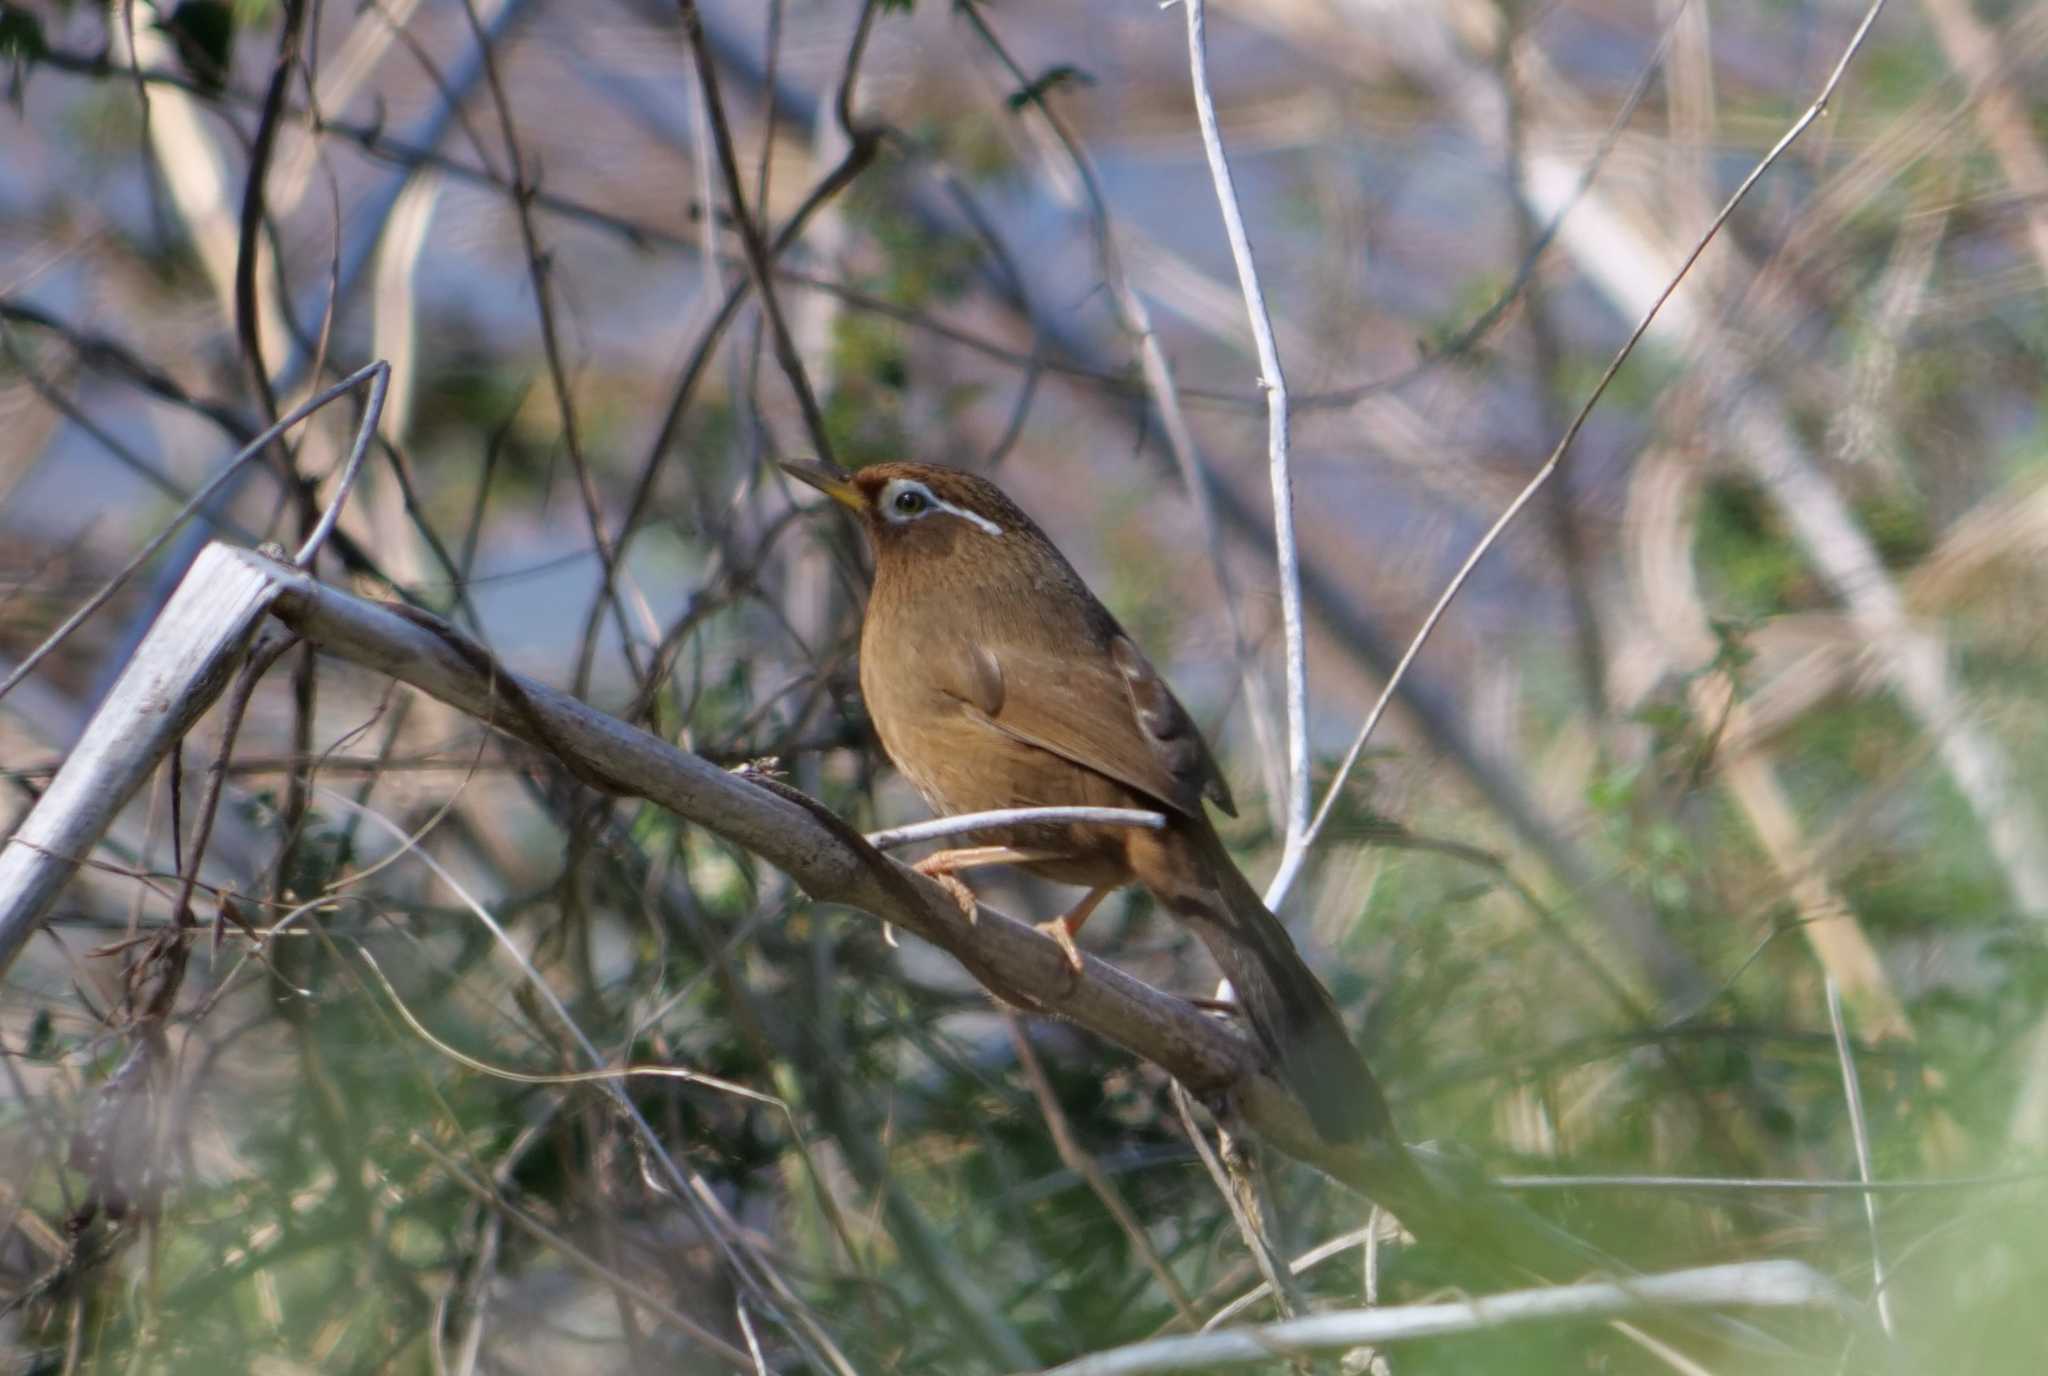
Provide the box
[930,496,1003,538]
[882,477,1004,538]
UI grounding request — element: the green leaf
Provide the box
[25,1007,53,1060]
[0,4,47,63]
[1006,63,1094,111]
[1706,616,1756,674]
[160,0,236,93]
[0,3,42,107]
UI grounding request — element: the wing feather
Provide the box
[942,636,1234,819]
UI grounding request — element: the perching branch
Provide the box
[0,544,1355,1186]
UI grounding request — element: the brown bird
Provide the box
[784,458,1398,1147]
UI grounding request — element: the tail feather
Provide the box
[1153,820,1398,1147]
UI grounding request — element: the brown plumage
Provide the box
[786,458,1397,1146]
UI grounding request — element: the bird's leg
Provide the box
[1036,886,1111,982]
[909,846,1060,924]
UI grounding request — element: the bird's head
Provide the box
[779,460,1037,565]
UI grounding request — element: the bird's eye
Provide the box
[892,488,928,516]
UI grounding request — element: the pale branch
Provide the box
[1035,1261,1848,1376]
[0,544,282,975]
[1181,0,1310,858]
[866,808,1165,851]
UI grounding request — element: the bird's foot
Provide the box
[912,856,981,924]
[1034,917,1085,991]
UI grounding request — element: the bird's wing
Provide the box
[935,634,1235,819]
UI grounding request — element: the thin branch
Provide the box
[351,940,777,1105]
[1265,0,1894,909]
[676,0,869,472]
[413,1136,759,1372]
[233,0,309,420]
[1172,1084,1302,1333]
[294,365,390,568]
[1499,1170,2048,1195]
[865,807,1164,851]
[1182,0,1308,854]
[0,362,388,709]
[452,0,648,685]
[1008,1015,1202,1328]
[323,787,860,1376]
[1827,977,1896,1338]
[1199,1222,1380,1332]
[1039,1261,1848,1376]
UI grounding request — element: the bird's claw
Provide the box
[1034,918,1085,991]
[913,859,981,924]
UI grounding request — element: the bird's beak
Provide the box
[779,459,863,512]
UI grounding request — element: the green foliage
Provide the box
[0,2,42,107]
[824,314,913,467]
[845,182,981,309]
[1695,476,1817,615]
[937,110,1021,183]
[158,1,236,93]
[1858,486,1932,568]
[0,3,46,63]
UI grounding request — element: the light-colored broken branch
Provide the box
[0,543,282,974]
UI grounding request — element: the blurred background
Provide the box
[3,0,2047,1370]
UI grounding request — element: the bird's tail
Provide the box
[1149,819,1399,1149]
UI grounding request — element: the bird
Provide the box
[782,457,1399,1148]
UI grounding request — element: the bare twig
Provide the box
[1009,1016,1202,1327]
[0,362,388,710]
[351,939,777,1105]
[413,1136,758,1372]
[327,786,861,1376]
[453,0,647,682]
[676,0,869,472]
[866,807,1164,851]
[233,0,310,420]
[1827,977,1896,1338]
[294,366,390,569]
[1266,0,1893,909]
[1039,1260,1847,1376]
[1181,0,1308,854]
[1500,1170,2047,1194]
[1199,1221,1380,1331]
[1171,1084,1303,1332]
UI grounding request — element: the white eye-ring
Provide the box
[877,479,1003,538]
